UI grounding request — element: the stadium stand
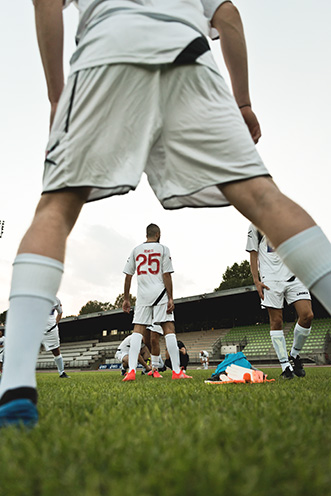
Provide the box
[35,318,331,371]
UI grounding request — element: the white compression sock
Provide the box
[151,355,159,369]
[291,324,311,358]
[158,355,165,368]
[128,333,142,372]
[165,333,180,374]
[54,354,64,375]
[277,226,331,313]
[0,254,64,397]
[270,330,291,371]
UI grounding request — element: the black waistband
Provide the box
[46,324,57,333]
[173,36,210,65]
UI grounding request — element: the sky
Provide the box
[0,1,331,317]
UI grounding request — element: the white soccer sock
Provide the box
[158,355,165,368]
[277,226,331,313]
[165,333,180,374]
[0,254,64,397]
[128,333,142,372]
[151,355,159,369]
[270,330,292,371]
[54,354,64,375]
[291,324,311,358]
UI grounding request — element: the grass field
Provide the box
[1,367,331,496]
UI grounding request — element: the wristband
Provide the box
[239,104,251,109]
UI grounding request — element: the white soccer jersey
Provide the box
[246,224,293,282]
[123,242,174,306]
[56,0,229,73]
[45,297,63,332]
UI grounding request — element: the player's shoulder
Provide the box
[54,296,62,308]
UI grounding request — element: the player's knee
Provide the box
[300,310,314,328]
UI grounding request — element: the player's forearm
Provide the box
[124,275,132,299]
[212,2,251,107]
[34,0,65,104]
[249,252,260,285]
[163,273,173,300]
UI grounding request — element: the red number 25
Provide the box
[136,253,161,275]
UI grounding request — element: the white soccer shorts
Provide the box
[261,279,311,309]
[146,324,164,335]
[41,326,60,352]
[115,350,128,362]
[43,63,269,209]
[133,303,174,326]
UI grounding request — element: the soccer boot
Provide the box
[172,370,193,380]
[122,369,136,382]
[289,354,306,377]
[152,370,163,378]
[59,372,70,379]
[280,366,295,380]
[0,399,38,428]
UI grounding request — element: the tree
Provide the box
[214,260,253,291]
[78,300,114,315]
[0,310,7,325]
[113,293,136,309]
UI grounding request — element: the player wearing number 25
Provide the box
[122,224,192,381]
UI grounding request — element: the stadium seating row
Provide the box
[36,318,331,370]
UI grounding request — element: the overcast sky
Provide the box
[1,1,330,317]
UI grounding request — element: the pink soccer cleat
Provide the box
[122,369,136,382]
[172,370,193,380]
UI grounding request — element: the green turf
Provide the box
[1,367,331,496]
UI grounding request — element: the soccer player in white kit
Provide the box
[246,224,313,379]
[199,350,210,370]
[122,224,192,381]
[40,297,70,379]
[1,1,331,426]
[115,334,152,375]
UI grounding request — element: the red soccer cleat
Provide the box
[152,370,163,378]
[172,370,193,380]
[122,369,136,382]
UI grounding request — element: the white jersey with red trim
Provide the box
[45,297,63,331]
[246,223,293,282]
[123,242,174,306]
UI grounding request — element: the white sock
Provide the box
[0,254,63,397]
[54,354,64,375]
[277,226,331,313]
[158,355,164,367]
[291,324,311,357]
[128,333,142,372]
[151,355,159,369]
[270,330,292,371]
[165,333,180,374]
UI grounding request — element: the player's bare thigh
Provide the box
[219,177,315,248]
[267,307,283,330]
[18,187,91,259]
